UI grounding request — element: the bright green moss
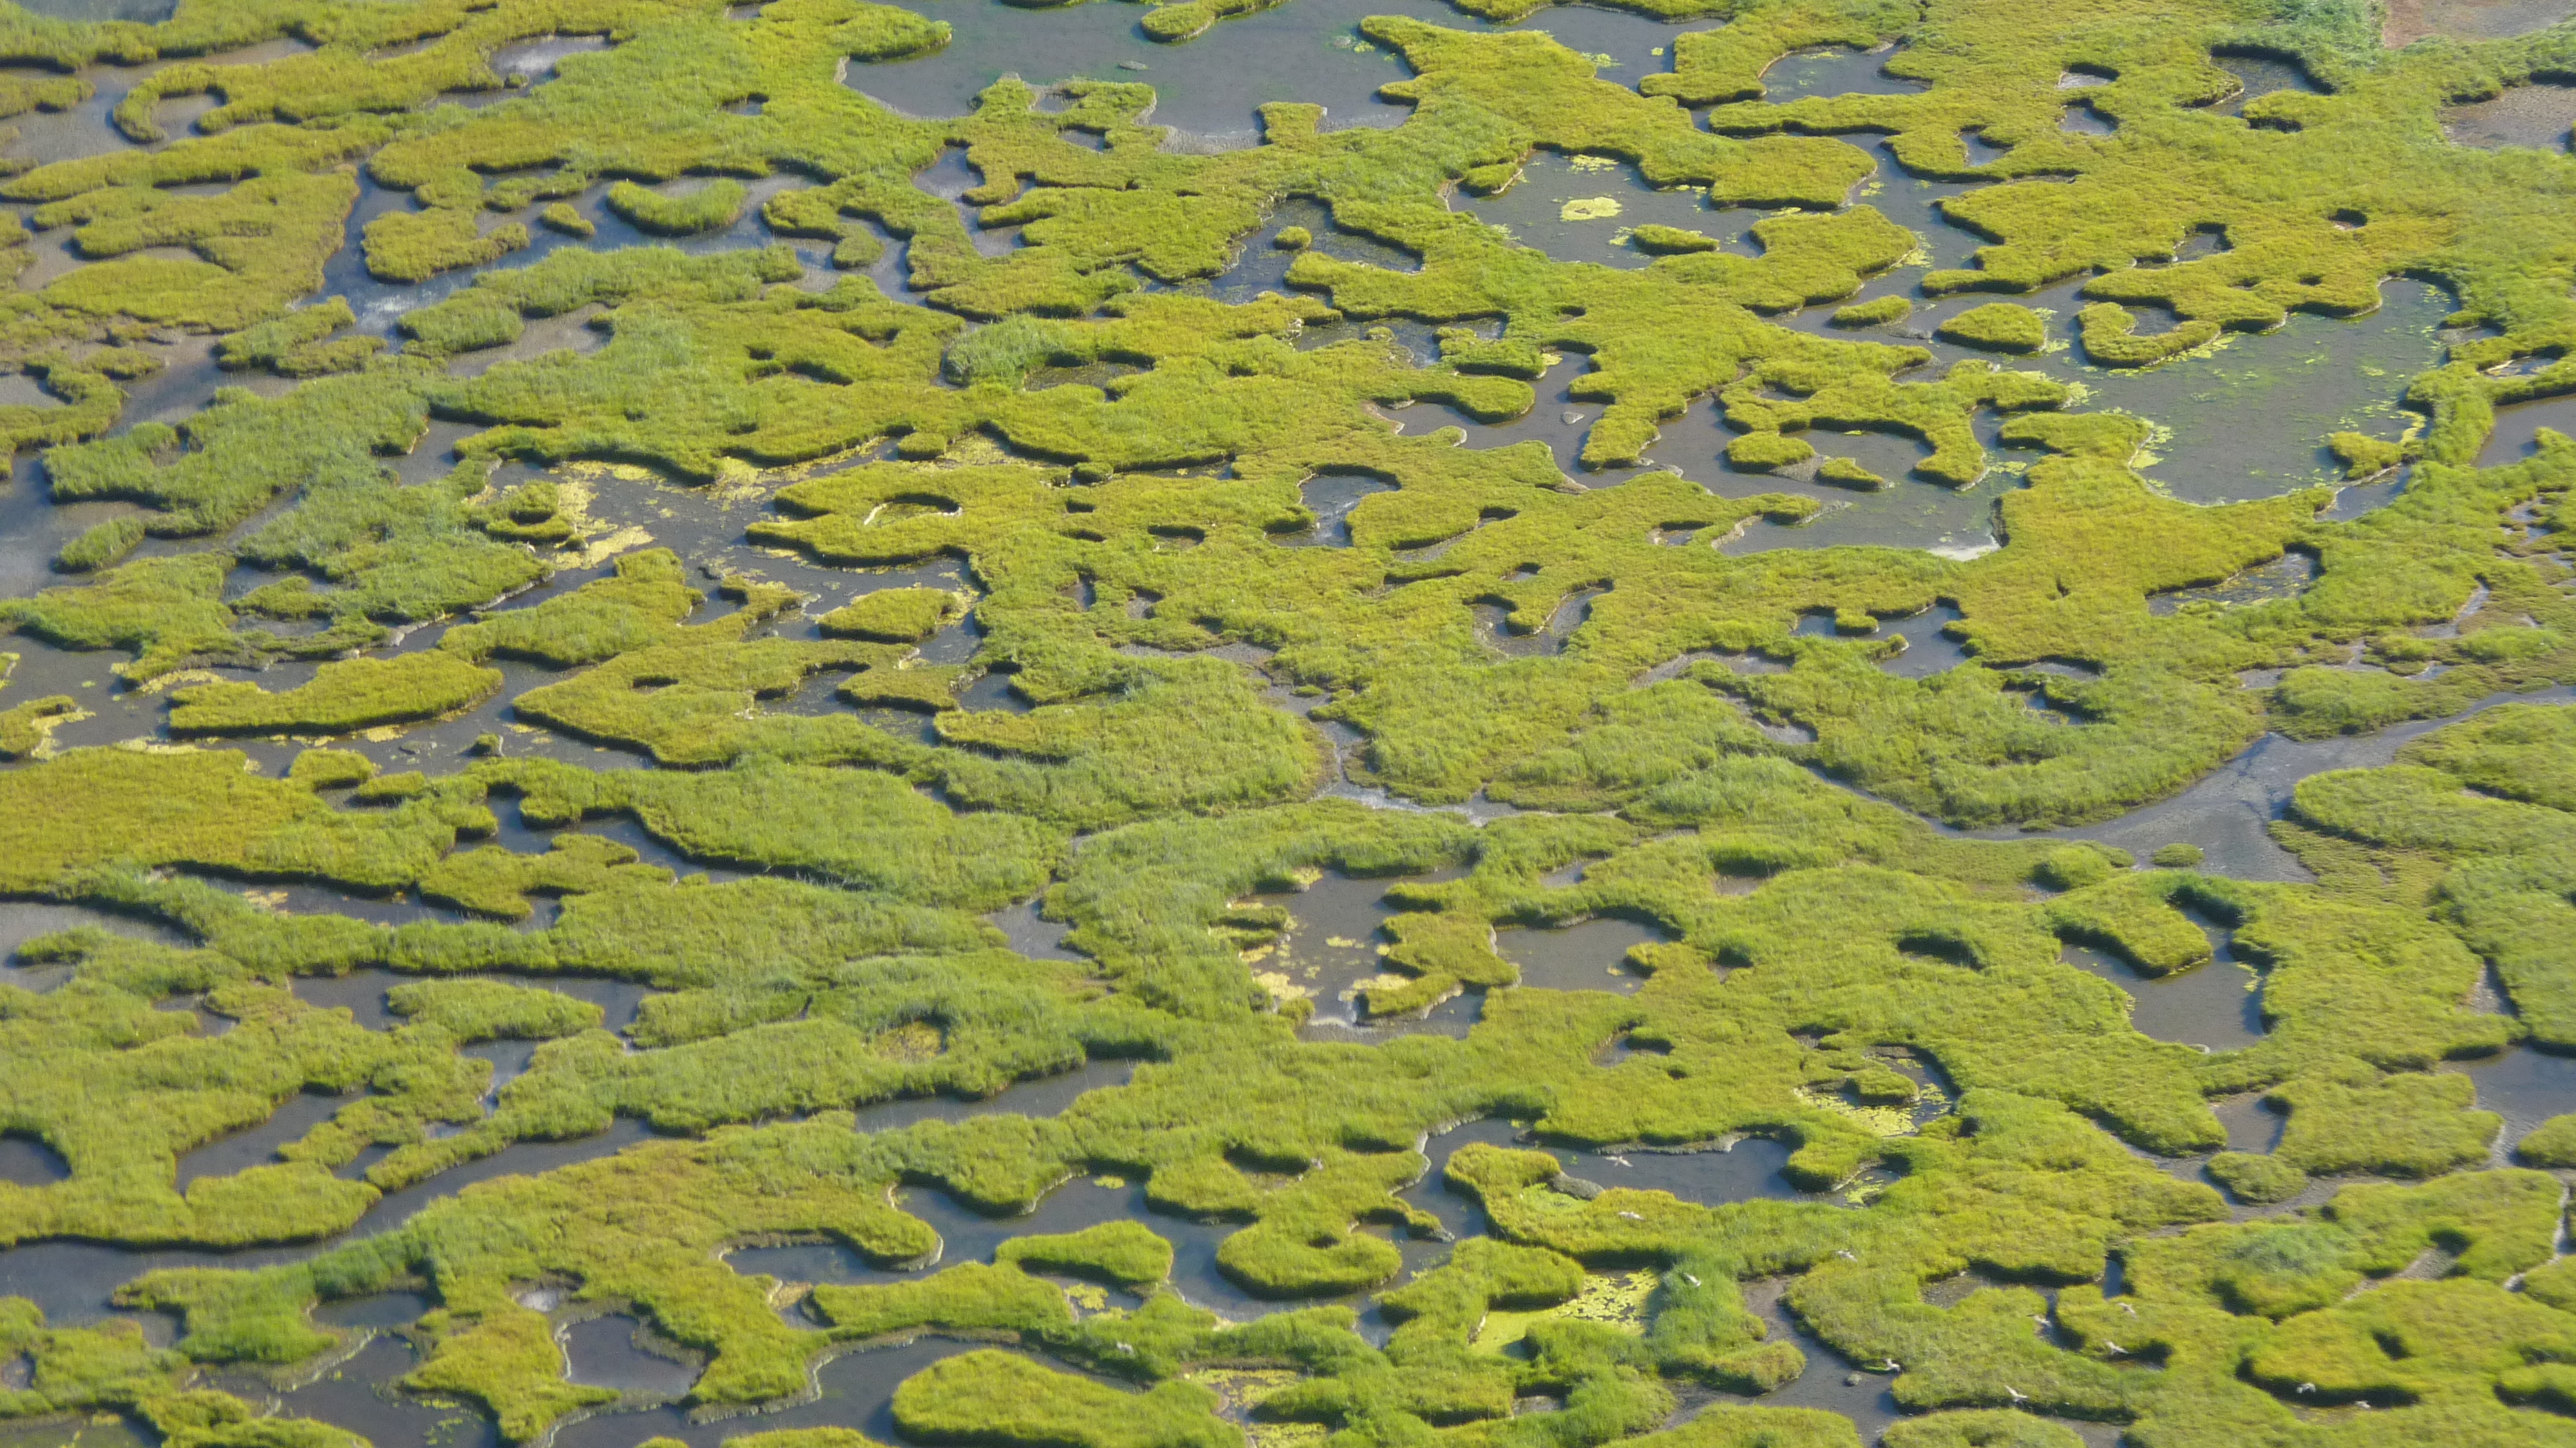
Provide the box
[1814,455,1884,488]
[216,299,379,378]
[2517,1114,2576,1167]
[815,587,961,642]
[53,516,144,573]
[2328,430,2407,479]
[286,748,377,789]
[2286,707,2576,1047]
[1728,430,1817,470]
[993,1222,1174,1286]
[1880,1413,2082,1448]
[2076,302,2217,368]
[606,179,750,236]
[418,834,674,920]
[488,756,1063,910]
[890,1351,1235,1448]
[167,653,504,736]
[384,978,603,1041]
[1630,223,1723,254]
[2268,1062,2499,1179]
[10,0,2576,1437]
[364,208,531,285]
[2206,1150,2308,1205]
[1829,294,1912,329]
[0,745,480,894]
[1,553,250,680]
[0,692,79,760]
[1933,303,2047,354]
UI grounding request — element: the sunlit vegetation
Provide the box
[0,0,2573,1442]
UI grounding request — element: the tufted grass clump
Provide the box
[167,653,505,736]
[2206,1150,2308,1205]
[1830,294,1911,328]
[52,516,144,573]
[12,0,2576,1436]
[1934,303,2047,354]
[605,179,750,236]
[816,587,961,642]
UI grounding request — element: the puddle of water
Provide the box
[890,1174,1135,1276]
[2210,55,2320,117]
[2061,101,2118,137]
[560,1315,701,1399]
[1481,5,1716,79]
[551,1336,972,1448]
[2061,944,2264,1054]
[914,148,1019,258]
[1874,604,1968,678]
[951,669,1030,712]
[1491,916,1663,992]
[2016,683,2576,881]
[0,1235,320,1326]
[2210,1092,2287,1154]
[2444,82,2576,150]
[2050,280,2447,504]
[1245,869,1438,1027]
[13,0,176,17]
[1707,464,2014,559]
[1418,352,1628,481]
[856,0,1418,140]
[175,1090,351,1190]
[0,1136,70,1187]
[1400,1118,1535,1244]
[1579,1137,1804,1206]
[1188,198,1428,311]
[275,1336,501,1448]
[1660,271,2441,546]
[293,969,409,1032]
[314,1291,437,1329]
[2479,390,2576,466]
[0,1053,1128,1325]
[1756,229,2449,509]
[1472,588,1598,657]
[331,169,799,344]
[1459,151,1748,269]
[2387,0,2576,46]
[1759,46,1926,100]
[1846,140,1984,275]
[1958,129,2011,168]
[465,1039,541,1106]
[2146,551,2316,616]
[5,70,137,171]
[2325,469,2407,520]
[0,462,160,617]
[488,35,611,86]
[535,976,656,1033]
[442,305,611,379]
[844,1058,1139,1138]
[2447,1045,2576,1147]
[0,901,183,967]
[857,0,1705,143]
[1278,474,1397,547]
[727,1239,887,1286]
[1735,1278,1900,1437]
[982,897,1084,961]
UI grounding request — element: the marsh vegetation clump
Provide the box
[1,0,2575,1443]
